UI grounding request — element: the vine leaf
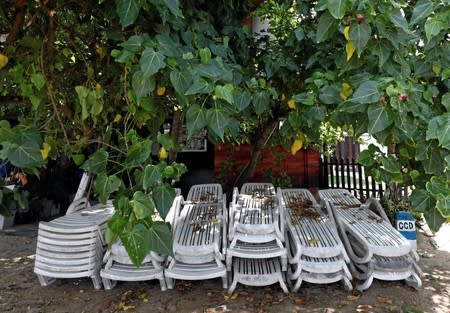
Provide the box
[120,223,150,267]
[131,191,154,220]
[367,104,394,134]
[148,222,173,256]
[115,0,144,28]
[94,173,122,204]
[153,184,176,220]
[140,48,166,78]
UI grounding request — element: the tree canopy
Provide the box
[1,0,449,265]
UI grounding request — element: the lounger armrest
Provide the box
[365,197,390,222]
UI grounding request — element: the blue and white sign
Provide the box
[395,211,417,250]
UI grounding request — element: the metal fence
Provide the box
[319,156,386,201]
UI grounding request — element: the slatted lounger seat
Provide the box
[186,183,225,205]
[318,189,422,290]
[34,203,114,289]
[100,243,166,290]
[228,257,288,294]
[164,196,228,289]
[227,184,287,272]
[279,188,351,291]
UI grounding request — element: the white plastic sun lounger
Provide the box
[100,195,182,290]
[34,203,114,289]
[227,182,288,293]
[318,188,422,290]
[227,184,286,269]
[164,196,228,289]
[186,183,225,205]
[279,188,351,291]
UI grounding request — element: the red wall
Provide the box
[214,144,320,192]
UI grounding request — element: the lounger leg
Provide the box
[342,276,353,291]
[159,277,167,291]
[278,272,289,294]
[36,274,56,287]
[91,273,103,290]
[228,276,238,294]
[165,276,175,290]
[221,273,228,289]
[226,255,232,271]
[291,277,303,292]
[102,277,117,290]
[405,273,422,290]
[356,275,373,291]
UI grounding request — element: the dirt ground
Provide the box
[0,222,449,313]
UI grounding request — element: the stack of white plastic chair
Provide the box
[34,172,114,289]
[227,182,288,294]
[164,184,228,289]
[100,192,182,291]
[318,189,422,291]
[279,188,352,292]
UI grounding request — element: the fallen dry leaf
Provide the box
[100,298,112,310]
[293,297,309,305]
[377,296,393,304]
[346,294,361,301]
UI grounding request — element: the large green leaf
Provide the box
[410,0,434,25]
[106,212,129,238]
[357,149,376,167]
[140,48,166,78]
[214,84,234,104]
[132,70,155,99]
[170,70,192,95]
[410,189,436,213]
[195,63,222,80]
[143,164,162,189]
[148,222,173,256]
[94,173,122,203]
[120,223,151,267]
[442,93,450,111]
[426,176,450,200]
[370,39,391,68]
[163,0,182,17]
[206,106,229,139]
[316,12,339,43]
[381,155,400,174]
[115,0,144,28]
[121,35,144,52]
[327,0,347,19]
[252,91,270,115]
[367,104,394,134]
[234,90,251,111]
[184,79,213,95]
[152,184,176,219]
[185,104,207,137]
[424,17,444,42]
[349,81,380,104]
[426,113,450,150]
[1,129,43,169]
[437,198,450,217]
[81,148,108,174]
[349,23,371,57]
[390,8,409,33]
[131,191,154,220]
[423,206,446,231]
[319,86,341,104]
[124,139,152,168]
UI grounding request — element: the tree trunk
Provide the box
[234,118,279,188]
[5,0,28,45]
[169,110,183,163]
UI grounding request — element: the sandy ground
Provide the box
[0,223,449,313]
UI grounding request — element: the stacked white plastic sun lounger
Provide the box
[227,182,288,294]
[279,188,352,291]
[34,202,114,289]
[318,189,422,290]
[100,194,182,291]
[164,184,228,289]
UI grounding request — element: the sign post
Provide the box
[395,211,417,250]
